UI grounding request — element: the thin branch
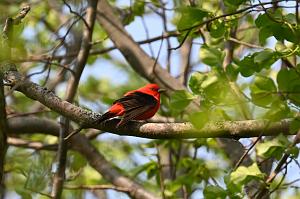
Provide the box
[233,133,264,170]
[296,0,299,23]
[228,37,264,49]
[52,0,98,197]
[255,130,300,198]
[15,31,180,63]
[7,137,57,151]
[62,0,90,29]
[155,143,166,199]
[141,17,155,58]
[51,117,70,198]
[64,184,130,193]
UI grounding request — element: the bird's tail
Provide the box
[97,111,115,123]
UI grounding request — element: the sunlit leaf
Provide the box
[256,134,290,159]
[230,163,265,185]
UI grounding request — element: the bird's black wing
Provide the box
[114,91,158,125]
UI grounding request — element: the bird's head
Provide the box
[139,84,166,99]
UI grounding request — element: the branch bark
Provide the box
[3,70,294,139]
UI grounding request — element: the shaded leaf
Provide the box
[169,90,195,112]
[204,185,227,199]
[200,45,224,67]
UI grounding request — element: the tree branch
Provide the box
[0,5,30,198]
[4,70,294,139]
[7,116,159,199]
[7,137,57,151]
[51,1,98,198]
[64,184,130,194]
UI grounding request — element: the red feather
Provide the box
[97,84,163,126]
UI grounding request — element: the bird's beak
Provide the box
[158,88,166,93]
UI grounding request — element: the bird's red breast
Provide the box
[97,83,163,126]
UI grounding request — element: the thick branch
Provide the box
[4,70,293,139]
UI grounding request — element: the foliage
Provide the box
[1,0,300,199]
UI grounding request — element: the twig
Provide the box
[169,30,191,50]
[233,134,263,170]
[64,184,130,193]
[155,143,166,199]
[296,0,299,24]
[17,31,180,63]
[62,0,90,29]
[7,137,57,151]
[51,117,70,198]
[159,0,172,72]
[152,32,164,75]
[228,37,264,49]
[64,125,84,141]
[141,17,155,58]
[255,130,300,198]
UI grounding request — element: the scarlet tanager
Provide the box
[97,83,165,126]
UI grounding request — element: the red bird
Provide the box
[97,83,165,126]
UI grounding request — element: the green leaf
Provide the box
[131,162,156,177]
[289,118,300,134]
[15,188,32,199]
[255,11,300,43]
[264,100,290,121]
[230,163,265,185]
[188,72,206,95]
[189,111,209,129]
[253,49,275,65]
[176,7,209,30]
[236,55,256,77]
[277,68,300,106]
[225,0,246,6]
[253,75,276,92]
[250,75,277,107]
[169,90,195,112]
[256,134,290,159]
[132,1,145,16]
[200,45,224,67]
[209,20,226,38]
[287,146,299,158]
[204,185,227,199]
[226,63,239,81]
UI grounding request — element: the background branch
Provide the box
[51,0,98,198]
[7,116,159,199]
